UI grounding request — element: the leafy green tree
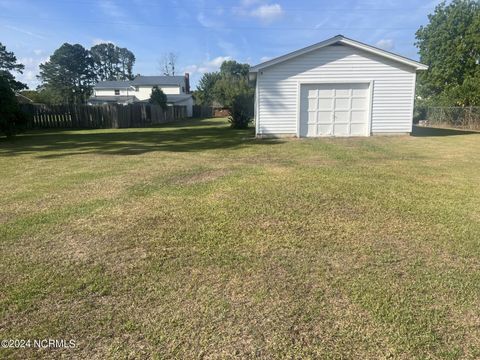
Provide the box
[0,42,27,91]
[91,43,135,81]
[194,60,254,127]
[0,76,28,138]
[214,60,254,128]
[149,87,168,110]
[195,72,221,105]
[415,0,480,106]
[20,89,64,105]
[219,60,250,79]
[38,43,95,104]
[213,76,252,109]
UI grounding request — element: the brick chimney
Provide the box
[184,73,190,94]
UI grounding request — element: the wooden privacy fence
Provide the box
[192,105,231,118]
[20,103,187,129]
[192,105,213,118]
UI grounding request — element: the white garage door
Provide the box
[300,83,370,137]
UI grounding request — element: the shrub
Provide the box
[228,92,254,129]
[0,76,28,138]
[149,87,168,110]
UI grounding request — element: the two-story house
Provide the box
[88,74,194,117]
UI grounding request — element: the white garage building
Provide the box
[249,35,428,137]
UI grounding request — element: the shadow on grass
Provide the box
[412,125,479,137]
[0,118,280,158]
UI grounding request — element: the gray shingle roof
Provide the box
[94,76,185,89]
[131,76,185,87]
[166,94,193,103]
[136,94,193,104]
[88,96,138,104]
[94,81,134,89]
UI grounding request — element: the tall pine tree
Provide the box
[0,42,27,91]
[38,43,95,104]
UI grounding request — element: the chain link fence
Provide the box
[417,106,480,130]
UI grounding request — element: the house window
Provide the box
[182,86,185,93]
[114,89,120,95]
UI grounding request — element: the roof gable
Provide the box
[94,80,134,89]
[250,35,428,72]
[131,76,185,87]
[95,75,185,89]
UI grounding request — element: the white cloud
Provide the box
[250,4,284,23]
[184,56,232,75]
[207,56,231,67]
[33,49,44,55]
[260,56,272,62]
[16,56,49,89]
[233,1,284,24]
[375,39,395,50]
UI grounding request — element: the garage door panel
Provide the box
[318,88,333,97]
[300,83,370,137]
[318,124,332,136]
[317,111,333,123]
[335,88,350,97]
[318,98,333,109]
[333,124,349,136]
[334,98,350,110]
[308,98,317,110]
[334,111,349,123]
[352,86,369,96]
[351,110,366,123]
[351,98,367,109]
[350,123,367,136]
[308,124,317,135]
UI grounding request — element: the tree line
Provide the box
[32,42,136,104]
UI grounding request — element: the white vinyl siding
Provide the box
[135,86,181,100]
[256,44,416,136]
[95,89,133,97]
[95,86,181,100]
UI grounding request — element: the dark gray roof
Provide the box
[131,75,185,87]
[88,95,138,104]
[94,81,134,89]
[94,76,185,89]
[166,94,193,103]
[137,94,193,104]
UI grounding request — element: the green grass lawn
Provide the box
[1,118,479,359]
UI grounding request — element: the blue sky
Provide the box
[0,0,443,89]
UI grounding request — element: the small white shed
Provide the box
[249,35,428,137]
